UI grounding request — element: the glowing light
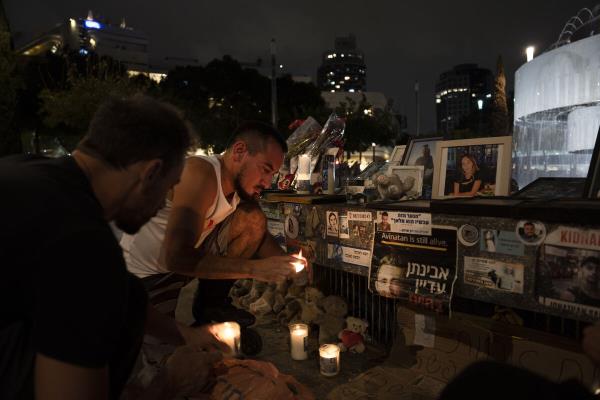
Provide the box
[526,46,535,62]
[344,76,350,80]
[69,18,77,30]
[477,99,483,110]
[292,250,305,272]
[89,38,96,48]
[436,98,441,104]
[84,20,101,29]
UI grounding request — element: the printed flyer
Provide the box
[537,226,600,319]
[464,256,524,294]
[369,226,457,313]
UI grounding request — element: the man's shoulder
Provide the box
[184,157,218,185]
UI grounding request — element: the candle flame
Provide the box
[292,250,305,272]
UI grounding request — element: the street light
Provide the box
[372,142,376,161]
[526,46,535,62]
[477,99,483,110]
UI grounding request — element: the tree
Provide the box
[0,2,21,155]
[38,52,142,149]
[334,95,397,156]
[161,56,328,153]
[490,55,509,136]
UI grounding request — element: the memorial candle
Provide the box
[289,323,309,360]
[319,344,340,376]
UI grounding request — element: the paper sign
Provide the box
[342,246,371,268]
[376,211,432,236]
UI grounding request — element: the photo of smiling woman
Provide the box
[453,154,482,196]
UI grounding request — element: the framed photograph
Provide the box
[402,137,443,199]
[385,165,424,199]
[584,125,600,199]
[389,145,407,164]
[432,136,512,199]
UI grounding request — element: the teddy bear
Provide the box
[277,286,324,326]
[249,283,276,315]
[277,297,302,326]
[375,173,417,201]
[239,280,268,309]
[313,295,348,344]
[338,316,368,353]
[298,287,325,324]
[229,279,253,307]
[272,280,290,314]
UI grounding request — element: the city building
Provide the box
[435,64,493,135]
[317,34,366,93]
[513,5,600,188]
[17,11,163,80]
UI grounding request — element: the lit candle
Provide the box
[319,344,340,377]
[292,250,307,285]
[296,154,311,194]
[215,321,240,356]
[289,323,309,360]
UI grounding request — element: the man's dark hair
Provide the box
[382,212,388,217]
[524,222,534,228]
[77,95,193,171]
[226,121,287,154]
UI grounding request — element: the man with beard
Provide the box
[0,96,223,400]
[121,121,300,327]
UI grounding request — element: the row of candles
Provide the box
[214,321,341,377]
[213,251,341,376]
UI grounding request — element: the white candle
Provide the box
[297,154,311,180]
[319,344,340,376]
[289,323,309,360]
[215,322,240,356]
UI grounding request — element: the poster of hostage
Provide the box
[537,226,600,320]
[369,226,457,313]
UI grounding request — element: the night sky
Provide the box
[4,0,596,134]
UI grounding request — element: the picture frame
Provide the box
[401,136,443,199]
[584,125,600,199]
[389,145,407,165]
[386,165,424,199]
[431,136,512,199]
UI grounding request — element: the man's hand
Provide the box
[165,345,222,398]
[249,255,297,282]
[177,323,231,353]
[583,324,600,366]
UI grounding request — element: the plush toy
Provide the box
[249,283,276,315]
[277,298,302,326]
[285,281,305,301]
[239,280,268,309]
[375,173,417,201]
[314,295,348,344]
[338,316,368,353]
[298,287,325,325]
[229,279,253,307]
[272,280,290,314]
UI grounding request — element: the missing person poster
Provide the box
[369,226,457,313]
[346,211,374,249]
[464,257,524,294]
[376,211,432,236]
[537,226,600,319]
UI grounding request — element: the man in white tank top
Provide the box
[121,122,300,329]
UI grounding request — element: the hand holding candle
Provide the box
[213,322,240,356]
[292,250,309,285]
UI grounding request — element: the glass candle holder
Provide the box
[288,323,309,360]
[319,344,340,376]
[214,321,240,356]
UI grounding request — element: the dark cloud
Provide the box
[4,0,596,133]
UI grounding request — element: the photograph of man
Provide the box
[326,211,339,237]
[415,144,434,185]
[378,212,391,232]
[565,256,600,308]
[520,221,539,243]
[375,263,408,298]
